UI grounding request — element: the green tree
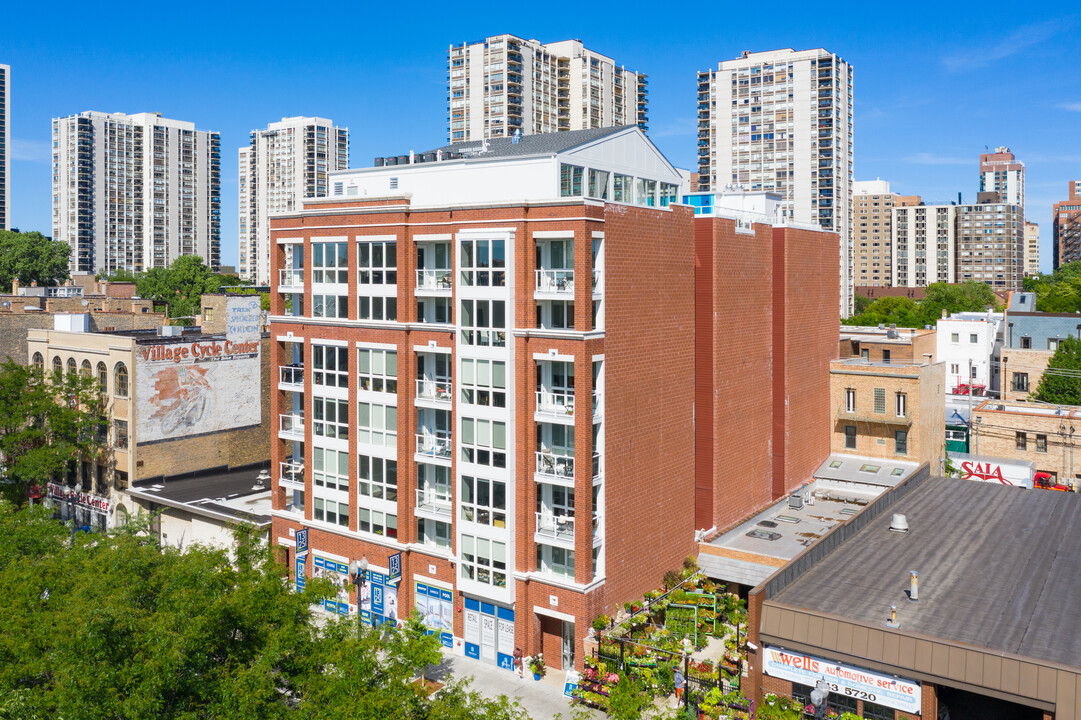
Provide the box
[1030,336,1081,405]
[0,505,528,719]
[0,360,108,505]
[844,281,999,328]
[109,256,241,323]
[0,230,70,293]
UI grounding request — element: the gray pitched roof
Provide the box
[425,125,636,160]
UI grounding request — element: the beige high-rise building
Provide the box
[852,180,921,287]
[52,111,221,275]
[1025,221,1039,276]
[697,48,854,316]
[238,117,348,284]
[956,199,1024,289]
[447,35,647,143]
[0,63,8,231]
[892,201,957,287]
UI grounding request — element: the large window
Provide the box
[459,238,506,287]
[460,359,506,407]
[52,356,62,374]
[357,401,397,448]
[587,169,609,199]
[613,174,631,202]
[461,418,507,468]
[1013,372,1029,392]
[312,241,348,284]
[461,534,507,588]
[461,476,507,527]
[358,348,398,393]
[560,164,583,197]
[460,299,506,347]
[358,455,397,501]
[314,498,349,527]
[359,508,397,538]
[417,518,451,550]
[313,447,349,491]
[358,295,396,321]
[536,544,574,579]
[114,363,129,397]
[635,178,656,206]
[313,294,348,319]
[32,352,43,371]
[313,345,349,388]
[357,240,397,285]
[115,420,129,450]
[313,397,349,439]
[96,362,107,394]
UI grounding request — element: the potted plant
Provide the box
[529,653,546,680]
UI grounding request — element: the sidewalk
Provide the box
[427,652,604,720]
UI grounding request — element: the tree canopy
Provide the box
[0,504,530,720]
[1030,336,1081,406]
[0,230,70,293]
[0,360,108,505]
[102,256,245,322]
[1023,261,1081,312]
[845,281,999,327]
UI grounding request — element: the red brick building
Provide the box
[269,127,696,672]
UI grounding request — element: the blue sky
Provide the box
[5,2,1079,272]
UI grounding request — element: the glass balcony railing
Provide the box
[416,268,452,291]
[536,390,575,418]
[279,414,305,437]
[535,512,575,541]
[279,459,304,486]
[279,365,304,387]
[416,379,453,403]
[416,487,453,516]
[536,269,574,294]
[279,268,304,288]
[416,431,452,460]
[536,451,574,480]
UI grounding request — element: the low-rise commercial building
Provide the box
[839,325,937,364]
[970,399,1081,489]
[1002,291,1080,401]
[936,311,1001,396]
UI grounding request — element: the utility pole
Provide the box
[967,358,973,427]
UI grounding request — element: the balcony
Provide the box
[416,431,453,463]
[279,364,304,390]
[536,451,574,484]
[416,268,452,295]
[836,403,911,427]
[535,512,575,543]
[279,459,304,488]
[535,269,574,297]
[536,390,575,420]
[279,267,303,291]
[416,487,453,518]
[416,378,452,406]
[279,414,305,439]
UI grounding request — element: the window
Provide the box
[660,183,678,207]
[1037,434,1047,453]
[52,356,62,374]
[313,294,349,319]
[32,352,44,372]
[461,359,506,407]
[359,508,397,537]
[314,498,349,527]
[66,358,76,376]
[970,333,978,343]
[895,430,908,455]
[312,241,348,284]
[613,174,632,203]
[635,178,657,206]
[537,300,574,329]
[461,534,507,587]
[312,345,349,387]
[358,455,397,500]
[951,333,959,343]
[80,359,91,376]
[357,401,397,448]
[845,388,855,413]
[950,363,959,375]
[416,518,451,549]
[845,425,856,449]
[358,295,396,321]
[1013,372,1029,392]
[896,392,907,417]
[115,420,129,450]
[1016,432,1027,451]
[1049,338,1061,351]
[97,362,107,393]
[560,164,583,197]
[461,418,507,468]
[312,447,349,491]
[862,701,895,720]
[873,388,885,413]
[882,349,891,364]
[114,363,129,397]
[313,397,349,439]
[459,238,506,287]
[1020,336,1031,349]
[537,544,574,579]
[587,169,609,199]
[460,299,506,347]
[357,240,397,285]
[358,348,398,393]
[860,348,869,360]
[461,475,507,527]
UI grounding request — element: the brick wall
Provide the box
[1001,348,1051,401]
[971,402,1081,484]
[3,311,166,364]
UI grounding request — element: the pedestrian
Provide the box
[513,647,523,679]
[674,667,685,704]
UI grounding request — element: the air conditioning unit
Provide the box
[788,493,804,510]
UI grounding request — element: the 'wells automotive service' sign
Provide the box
[763,645,921,714]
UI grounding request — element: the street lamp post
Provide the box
[349,555,369,638]
[810,678,830,720]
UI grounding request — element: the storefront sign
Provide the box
[763,645,921,715]
[47,483,111,513]
[416,582,453,648]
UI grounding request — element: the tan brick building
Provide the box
[28,304,270,529]
[831,358,945,469]
[851,180,920,288]
[971,399,1081,488]
[839,325,937,364]
[1000,348,1051,401]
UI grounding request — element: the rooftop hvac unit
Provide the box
[788,493,804,510]
[374,157,385,167]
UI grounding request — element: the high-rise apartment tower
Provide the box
[0,64,9,230]
[447,35,647,143]
[239,117,348,284]
[1053,181,1081,269]
[956,199,1024,289]
[697,48,854,316]
[891,201,956,287]
[851,180,920,288]
[979,146,1025,206]
[52,111,221,275]
[1024,221,1039,276]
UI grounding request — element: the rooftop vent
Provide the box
[746,528,781,541]
[889,513,909,533]
[788,493,804,510]
[886,329,899,339]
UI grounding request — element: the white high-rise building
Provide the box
[238,117,348,284]
[448,35,648,143]
[697,48,854,315]
[0,63,9,231]
[979,147,1024,207]
[891,203,957,287]
[52,111,221,274]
